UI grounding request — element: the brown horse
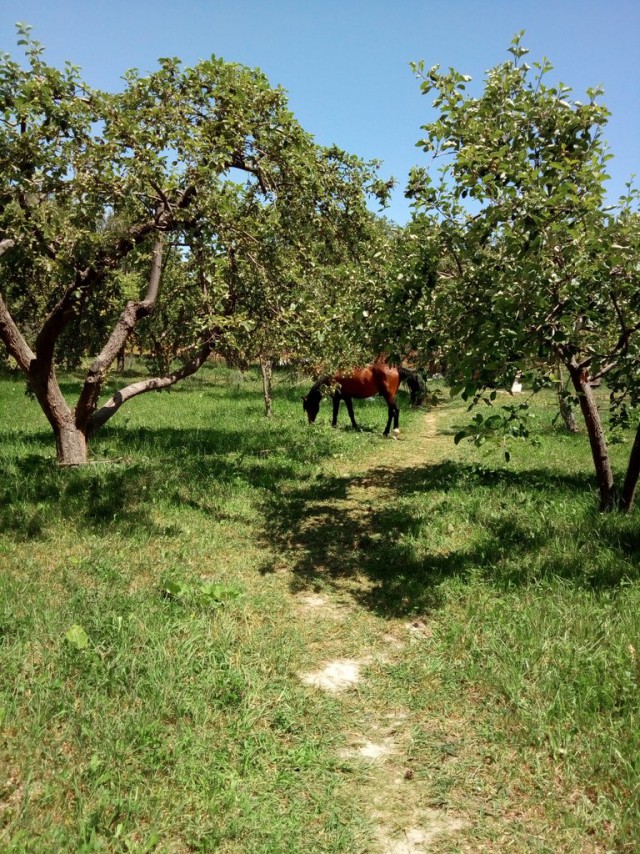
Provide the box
[302,363,425,436]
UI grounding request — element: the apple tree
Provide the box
[0,27,388,463]
[401,34,640,510]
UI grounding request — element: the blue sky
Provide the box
[1,0,638,224]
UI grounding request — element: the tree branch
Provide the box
[33,186,195,370]
[0,291,36,372]
[75,238,165,429]
[35,268,96,366]
[87,335,217,435]
[229,150,275,194]
[79,184,196,281]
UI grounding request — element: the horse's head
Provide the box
[302,394,320,423]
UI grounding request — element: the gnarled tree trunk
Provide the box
[568,360,615,511]
[28,358,90,465]
[54,420,88,466]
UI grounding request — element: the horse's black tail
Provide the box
[398,366,426,407]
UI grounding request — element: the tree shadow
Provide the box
[0,452,182,541]
[258,460,640,618]
[4,389,638,615]
[0,419,329,540]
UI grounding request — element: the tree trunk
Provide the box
[619,422,640,513]
[54,420,88,466]
[260,356,272,418]
[568,361,616,511]
[558,393,579,433]
[116,345,125,372]
[556,360,578,433]
[23,356,88,465]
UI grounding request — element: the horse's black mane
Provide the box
[398,366,426,406]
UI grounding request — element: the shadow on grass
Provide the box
[258,460,640,618]
[0,359,375,540]
[4,406,639,618]
[0,451,180,540]
[0,418,325,540]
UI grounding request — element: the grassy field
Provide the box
[1,362,639,852]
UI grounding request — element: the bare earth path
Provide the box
[288,411,471,853]
[267,404,608,854]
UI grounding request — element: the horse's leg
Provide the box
[383,404,393,436]
[344,396,358,429]
[383,396,400,437]
[331,392,341,427]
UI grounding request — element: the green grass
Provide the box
[1,363,640,852]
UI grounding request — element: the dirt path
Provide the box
[292,411,470,853]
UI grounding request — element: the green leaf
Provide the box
[198,581,241,605]
[161,579,189,599]
[65,624,89,650]
[485,414,503,430]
